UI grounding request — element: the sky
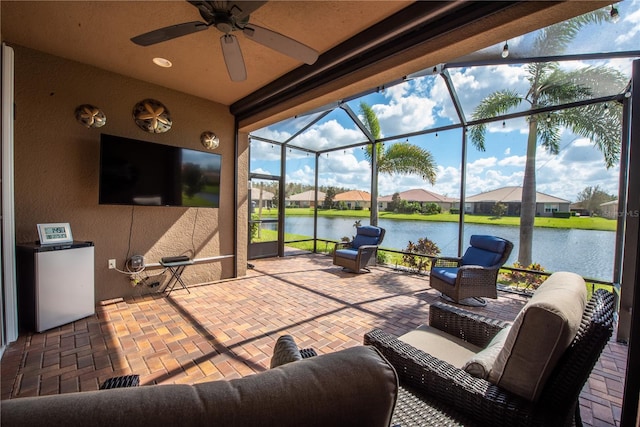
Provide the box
[250,2,639,203]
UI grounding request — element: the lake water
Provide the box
[280,216,616,281]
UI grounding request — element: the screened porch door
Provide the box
[248,175,282,259]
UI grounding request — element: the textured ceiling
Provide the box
[0,1,410,106]
[1,1,609,129]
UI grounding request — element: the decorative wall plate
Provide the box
[133,98,172,133]
[200,131,220,150]
[74,104,106,128]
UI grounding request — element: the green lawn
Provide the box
[254,208,616,231]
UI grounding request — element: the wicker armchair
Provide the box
[430,235,513,304]
[333,225,385,273]
[364,289,615,427]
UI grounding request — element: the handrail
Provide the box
[283,238,614,294]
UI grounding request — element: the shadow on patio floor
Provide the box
[0,253,627,426]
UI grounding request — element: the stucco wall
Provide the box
[11,45,246,302]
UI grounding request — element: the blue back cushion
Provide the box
[351,226,382,249]
[461,235,507,267]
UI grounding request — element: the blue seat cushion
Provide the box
[351,226,382,249]
[431,267,459,285]
[335,249,358,260]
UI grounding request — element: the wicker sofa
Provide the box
[366,271,615,426]
[1,345,398,427]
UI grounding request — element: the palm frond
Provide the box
[531,9,609,55]
[536,115,561,153]
[359,102,381,139]
[538,69,593,105]
[469,90,523,151]
[378,142,437,184]
[557,103,622,168]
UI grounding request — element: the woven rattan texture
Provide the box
[365,289,615,427]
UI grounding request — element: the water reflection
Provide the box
[280,216,615,280]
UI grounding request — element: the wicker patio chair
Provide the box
[333,225,385,273]
[430,235,513,305]
[364,289,615,427]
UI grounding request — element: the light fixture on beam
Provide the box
[610,4,620,23]
[501,41,509,58]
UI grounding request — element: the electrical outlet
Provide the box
[108,259,116,269]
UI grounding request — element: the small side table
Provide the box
[160,259,193,296]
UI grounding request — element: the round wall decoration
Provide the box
[200,131,220,150]
[74,104,106,128]
[133,98,172,133]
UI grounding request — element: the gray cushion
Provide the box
[0,346,398,427]
[487,271,587,401]
[399,324,482,368]
[463,326,511,378]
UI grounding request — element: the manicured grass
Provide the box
[255,208,617,231]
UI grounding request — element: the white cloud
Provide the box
[615,3,640,44]
[370,85,438,136]
[498,155,525,167]
[293,119,365,151]
[467,157,497,174]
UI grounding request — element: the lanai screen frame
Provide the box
[251,50,637,261]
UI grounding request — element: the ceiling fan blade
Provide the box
[228,1,267,19]
[131,21,208,46]
[242,25,318,65]
[220,34,247,81]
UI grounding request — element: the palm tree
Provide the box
[469,10,626,266]
[359,102,437,225]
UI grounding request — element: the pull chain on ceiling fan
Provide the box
[130,0,319,81]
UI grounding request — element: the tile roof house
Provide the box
[378,188,458,212]
[466,186,570,217]
[250,187,276,209]
[286,190,326,208]
[334,190,372,210]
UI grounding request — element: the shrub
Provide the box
[423,203,441,215]
[250,214,260,242]
[402,237,441,273]
[492,202,507,218]
[552,211,571,218]
[501,262,546,290]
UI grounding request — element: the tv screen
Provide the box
[99,134,221,208]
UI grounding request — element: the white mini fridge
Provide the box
[17,241,95,333]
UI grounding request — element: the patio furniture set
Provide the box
[1,264,614,426]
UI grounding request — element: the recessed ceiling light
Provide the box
[152,57,172,68]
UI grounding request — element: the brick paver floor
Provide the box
[0,253,627,425]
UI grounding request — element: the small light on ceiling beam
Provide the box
[610,4,620,23]
[501,41,509,58]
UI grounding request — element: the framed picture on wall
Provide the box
[37,223,73,245]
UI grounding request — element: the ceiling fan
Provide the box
[131,1,319,82]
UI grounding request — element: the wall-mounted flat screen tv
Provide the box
[99,134,221,208]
